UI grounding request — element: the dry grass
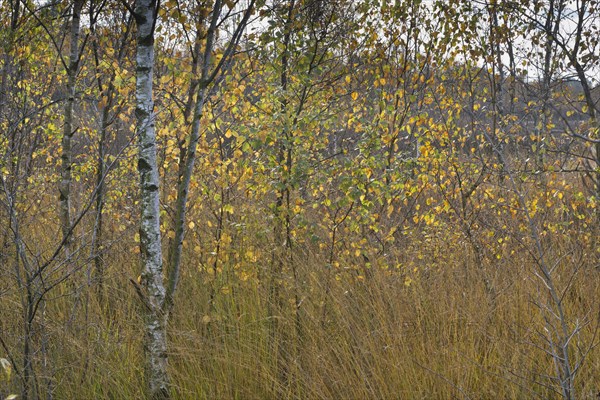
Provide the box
[1,174,599,400]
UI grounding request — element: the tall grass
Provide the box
[1,173,599,399]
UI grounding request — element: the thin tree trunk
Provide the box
[59,0,85,257]
[0,0,19,115]
[23,306,37,400]
[164,12,216,311]
[567,0,599,200]
[91,104,107,293]
[133,1,169,398]
[165,0,255,313]
[271,1,296,392]
[483,114,576,400]
[6,180,38,400]
[504,14,516,114]
[489,0,505,116]
[89,9,133,298]
[536,0,564,170]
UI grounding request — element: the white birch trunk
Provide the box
[133,0,169,398]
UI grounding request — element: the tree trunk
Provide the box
[165,0,255,312]
[164,0,219,309]
[89,10,133,299]
[59,0,85,257]
[133,1,169,398]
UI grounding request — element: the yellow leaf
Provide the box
[240,271,250,281]
[351,92,359,101]
[1,358,11,379]
[188,221,195,229]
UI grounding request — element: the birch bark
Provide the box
[133,0,169,398]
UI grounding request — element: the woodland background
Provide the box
[1,0,600,399]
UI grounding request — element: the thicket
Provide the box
[1,0,599,399]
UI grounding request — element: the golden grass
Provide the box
[1,176,599,399]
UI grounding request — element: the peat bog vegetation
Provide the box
[1,0,600,399]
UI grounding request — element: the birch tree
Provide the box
[165,0,256,314]
[132,0,169,397]
[59,0,85,257]
[89,2,134,297]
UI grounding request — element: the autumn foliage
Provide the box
[0,0,599,399]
